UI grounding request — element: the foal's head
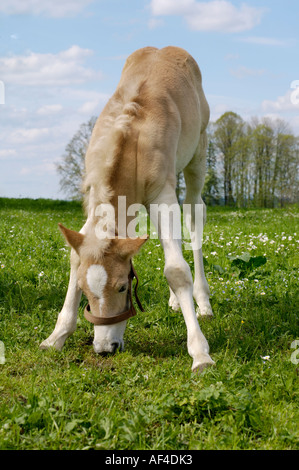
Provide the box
[59,224,147,354]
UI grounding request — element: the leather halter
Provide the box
[84,262,144,326]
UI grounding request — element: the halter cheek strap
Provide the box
[83,262,144,326]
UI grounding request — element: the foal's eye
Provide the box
[118,285,127,293]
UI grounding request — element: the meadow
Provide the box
[0,197,298,450]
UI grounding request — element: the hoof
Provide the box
[196,305,214,320]
[192,354,215,373]
[168,298,180,312]
[39,339,50,350]
[39,337,63,351]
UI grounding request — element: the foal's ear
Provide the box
[58,223,85,254]
[116,235,148,258]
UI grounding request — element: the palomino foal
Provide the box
[40,46,215,372]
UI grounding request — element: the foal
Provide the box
[40,46,215,372]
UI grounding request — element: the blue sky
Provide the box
[0,0,298,199]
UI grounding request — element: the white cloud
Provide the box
[230,66,266,79]
[20,161,56,176]
[240,36,291,46]
[148,18,164,30]
[225,53,240,61]
[0,45,101,86]
[69,90,110,115]
[78,101,96,114]
[151,0,196,16]
[0,0,94,18]
[150,0,264,33]
[9,127,50,144]
[0,149,17,159]
[208,93,258,122]
[37,104,63,115]
[262,90,299,113]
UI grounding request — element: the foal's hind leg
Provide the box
[168,287,180,311]
[184,133,213,318]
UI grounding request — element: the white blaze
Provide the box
[86,264,107,299]
[86,264,127,353]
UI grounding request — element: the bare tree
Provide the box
[56,116,97,200]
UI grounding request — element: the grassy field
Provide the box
[0,197,298,450]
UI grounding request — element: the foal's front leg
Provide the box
[149,187,215,372]
[162,237,215,371]
[40,248,81,351]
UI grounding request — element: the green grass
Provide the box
[0,198,298,450]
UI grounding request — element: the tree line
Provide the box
[57,112,299,208]
[202,111,299,208]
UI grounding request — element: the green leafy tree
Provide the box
[214,112,245,206]
[202,136,220,205]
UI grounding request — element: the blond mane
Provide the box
[82,99,140,207]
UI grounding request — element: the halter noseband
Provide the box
[83,262,144,326]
